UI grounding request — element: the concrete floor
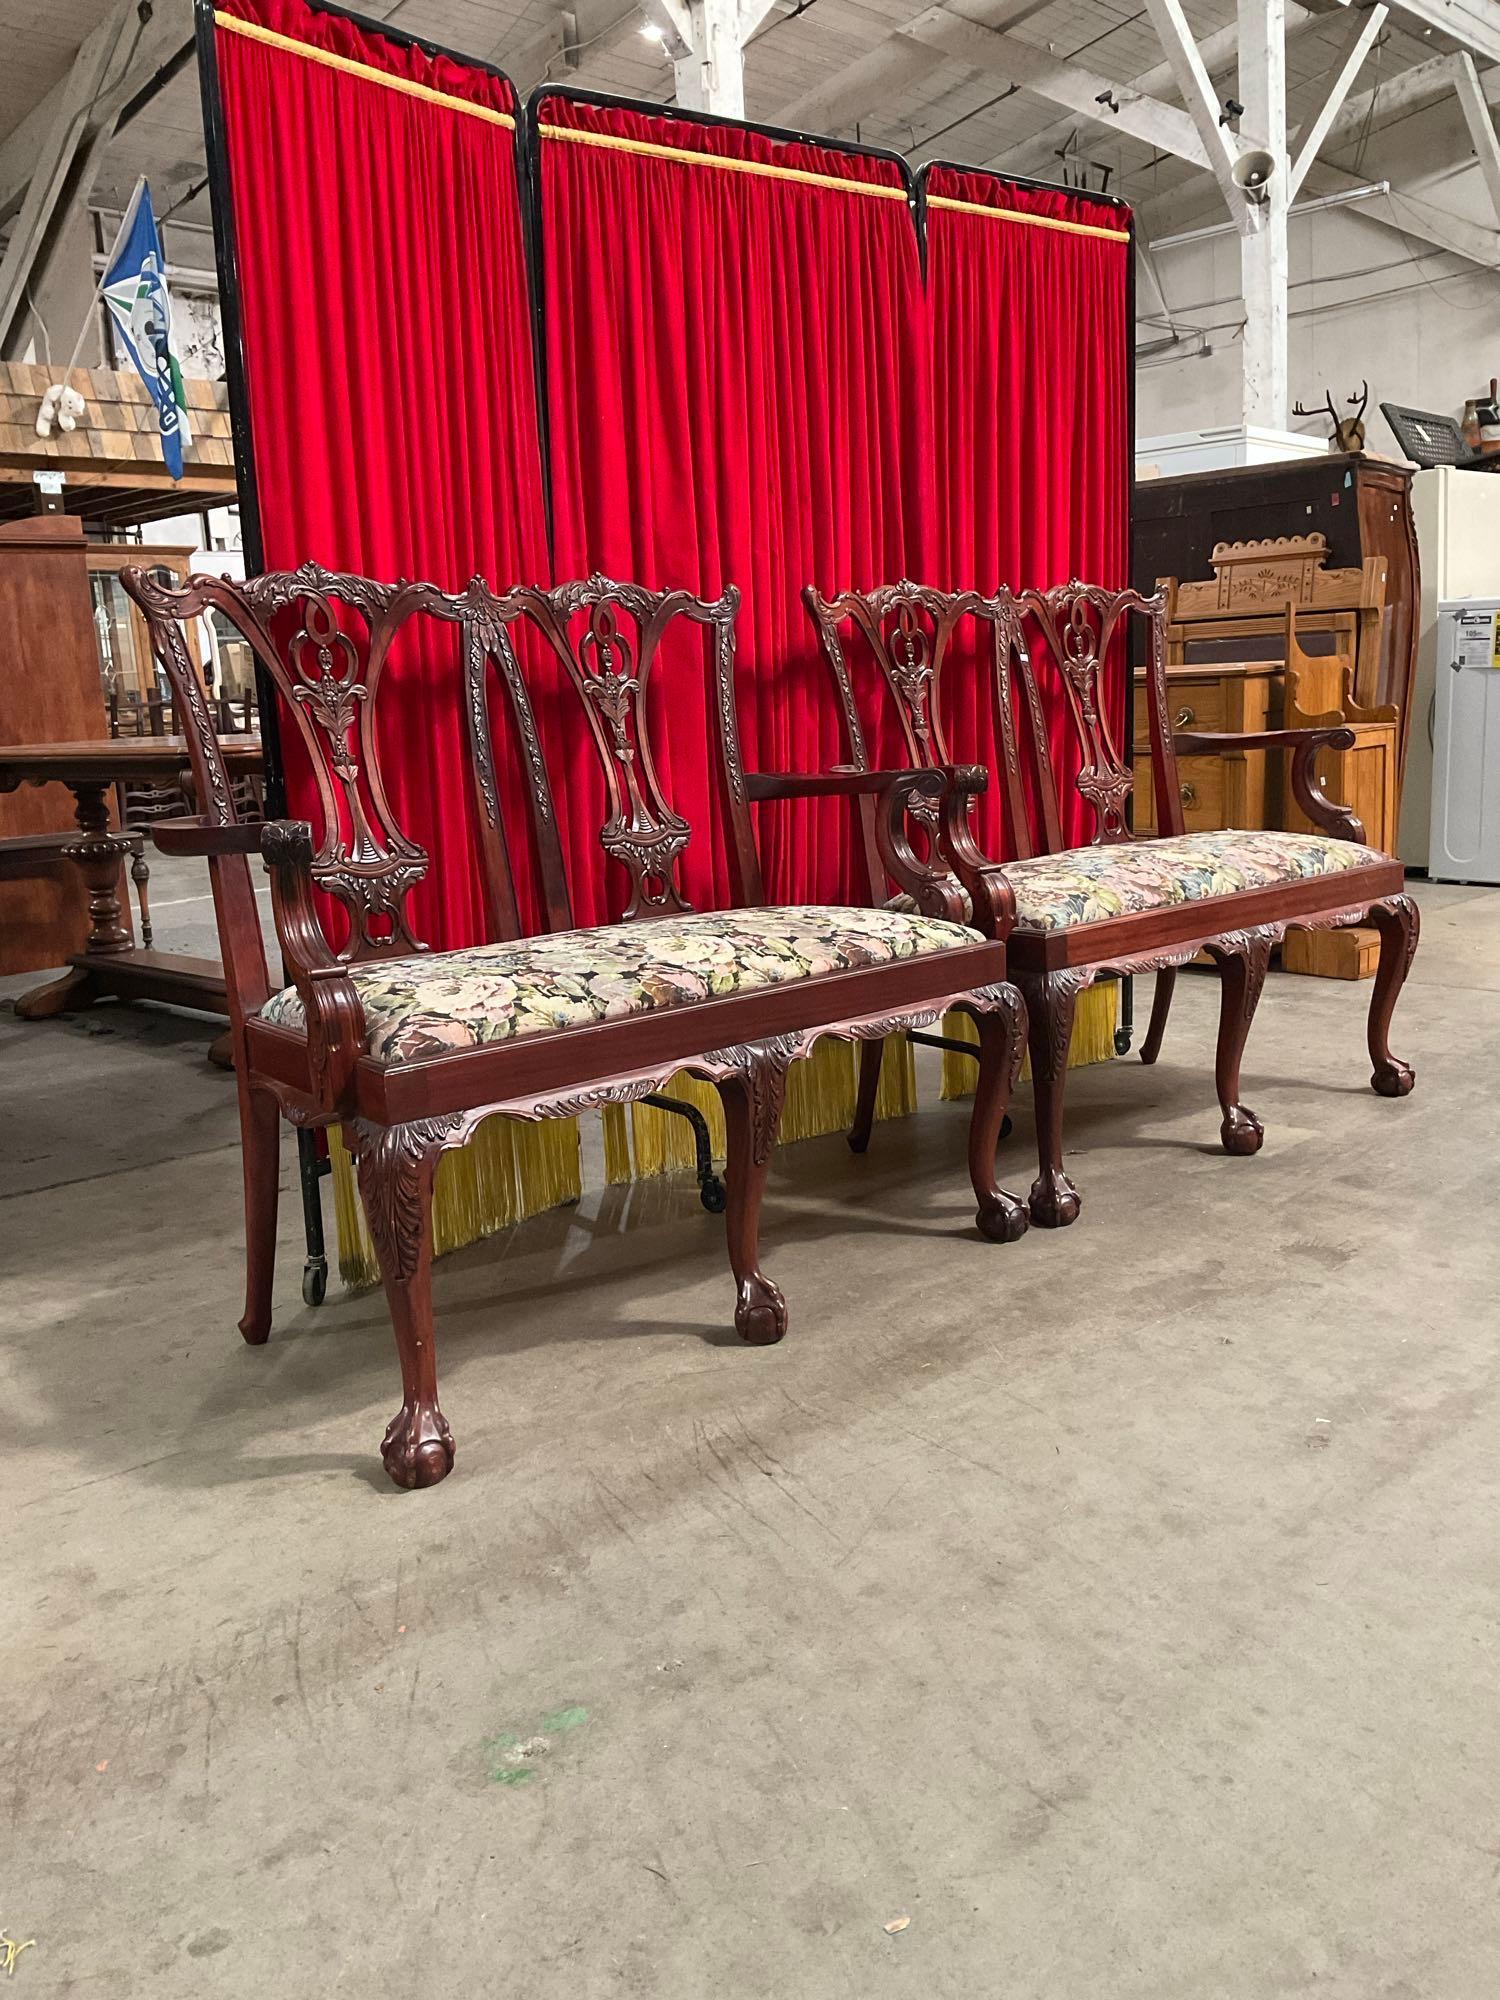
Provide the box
[2,875,1497,1996]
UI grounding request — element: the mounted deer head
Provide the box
[1293,380,1368,453]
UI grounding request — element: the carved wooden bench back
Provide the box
[805,579,1175,862]
[122,565,766,978]
[419,574,761,938]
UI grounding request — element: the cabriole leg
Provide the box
[1368,895,1419,1097]
[1020,969,1084,1228]
[963,991,1029,1243]
[715,1054,789,1346]
[1206,930,1272,1156]
[848,1036,884,1154]
[349,1116,458,1490]
[1140,967,1176,1066]
[237,1081,281,1345]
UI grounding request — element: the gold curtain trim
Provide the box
[536,121,910,201]
[926,192,1129,242]
[213,12,517,127]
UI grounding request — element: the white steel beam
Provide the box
[1140,0,1243,198]
[1236,0,1289,427]
[1289,4,1389,195]
[983,4,1321,176]
[1453,49,1500,220]
[897,10,1213,165]
[671,0,746,110]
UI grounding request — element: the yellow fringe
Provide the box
[602,1033,919,1181]
[329,1116,582,1290]
[939,980,1119,1099]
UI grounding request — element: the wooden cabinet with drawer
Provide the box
[1132,663,1280,835]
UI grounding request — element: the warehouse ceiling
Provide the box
[0,0,1494,330]
[0,0,1481,214]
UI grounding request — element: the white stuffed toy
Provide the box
[35,383,87,438]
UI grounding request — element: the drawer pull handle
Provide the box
[1174,705,1196,728]
[1180,782,1197,806]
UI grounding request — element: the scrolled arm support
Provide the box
[259,819,367,1113]
[1174,726,1365,843]
[934,762,1015,941]
[873,769,970,925]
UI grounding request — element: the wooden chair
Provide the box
[805,579,1418,1229]
[123,562,1031,1490]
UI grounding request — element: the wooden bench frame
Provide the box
[123,562,1032,1489]
[804,578,1418,1229]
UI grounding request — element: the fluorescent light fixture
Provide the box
[1148,180,1390,253]
[640,18,664,39]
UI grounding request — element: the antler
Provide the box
[1348,379,1369,418]
[1293,387,1340,425]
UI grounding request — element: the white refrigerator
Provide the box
[1430,596,1500,884]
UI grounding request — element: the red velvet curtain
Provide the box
[212,0,550,950]
[536,95,933,922]
[922,165,1132,857]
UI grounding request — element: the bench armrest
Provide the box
[743,766,933,801]
[259,820,368,1114]
[745,763,1011,933]
[1172,726,1365,843]
[150,816,267,857]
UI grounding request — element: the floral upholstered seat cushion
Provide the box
[1004,828,1387,932]
[258,905,984,1066]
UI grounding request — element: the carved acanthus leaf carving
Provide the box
[347,1115,464,1281]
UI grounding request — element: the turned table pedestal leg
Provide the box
[14,781,133,1020]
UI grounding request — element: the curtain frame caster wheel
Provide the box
[302,1257,328,1307]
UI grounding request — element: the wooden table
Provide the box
[0,736,263,1026]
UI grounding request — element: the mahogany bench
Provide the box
[804,578,1418,1228]
[123,564,1031,1489]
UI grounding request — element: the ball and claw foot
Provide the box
[1371,1058,1415,1099]
[976,1192,1029,1243]
[1220,1106,1264,1157]
[735,1275,789,1345]
[382,1402,456,1489]
[1029,1169,1081,1229]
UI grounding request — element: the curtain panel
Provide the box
[921,164,1132,861]
[534,93,934,922]
[207,0,572,1278]
[210,0,550,952]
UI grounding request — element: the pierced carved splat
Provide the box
[1020,581,1151,847]
[804,580,975,771]
[123,561,432,962]
[426,573,751,929]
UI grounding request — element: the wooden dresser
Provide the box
[1134,454,1419,772]
[1132,532,1405,979]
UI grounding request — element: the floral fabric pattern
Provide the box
[259,905,984,1065]
[1003,829,1386,932]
